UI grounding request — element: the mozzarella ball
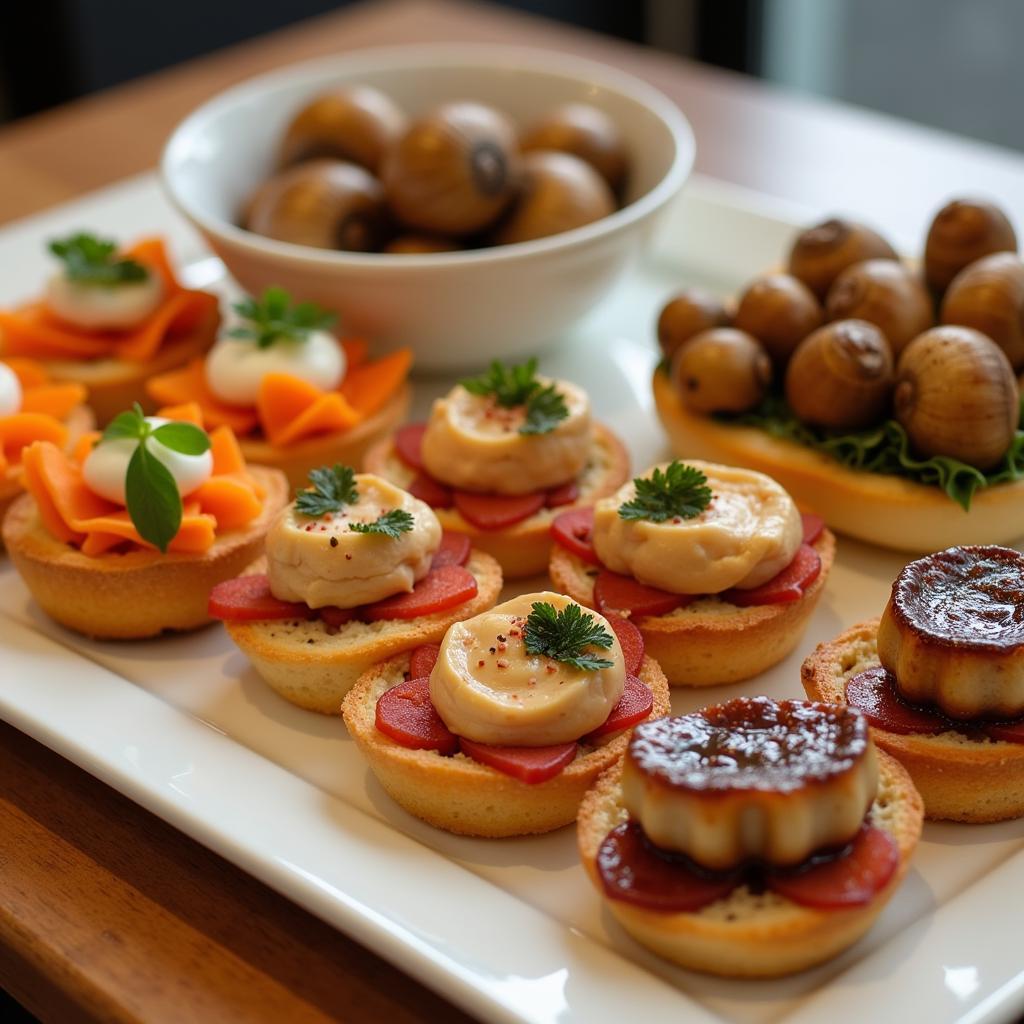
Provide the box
[45,272,164,331]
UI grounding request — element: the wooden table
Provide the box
[3,2,1024,1021]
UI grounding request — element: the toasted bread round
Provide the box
[802,618,1024,822]
[653,368,1024,553]
[2,464,288,638]
[239,383,411,491]
[363,422,630,579]
[577,748,922,977]
[38,306,220,425]
[227,549,503,714]
[342,653,671,837]
[549,528,834,687]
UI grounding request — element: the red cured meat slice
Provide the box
[845,666,949,736]
[409,643,441,679]
[545,480,580,508]
[725,544,821,607]
[208,575,315,621]
[363,565,478,621]
[596,821,739,912]
[394,423,427,471]
[767,826,899,909]
[985,720,1024,744]
[594,569,687,618]
[584,674,654,740]
[407,472,454,509]
[453,490,546,530]
[605,613,644,674]
[431,531,471,568]
[550,507,600,565]
[458,737,578,784]
[801,512,825,545]
[319,605,356,628]
[375,677,459,755]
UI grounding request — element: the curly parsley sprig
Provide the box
[460,358,569,435]
[229,287,336,349]
[294,465,358,517]
[618,461,712,523]
[49,233,149,287]
[100,404,211,552]
[523,601,615,672]
[348,509,415,538]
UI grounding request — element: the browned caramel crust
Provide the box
[628,697,869,797]
[890,545,1024,653]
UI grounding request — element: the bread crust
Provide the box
[653,368,1024,553]
[238,383,411,490]
[342,654,671,837]
[549,528,835,687]
[2,464,288,639]
[577,749,922,977]
[227,550,503,714]
[802,618,1024,822]
[363,422,631,579]
[37,306,220,425]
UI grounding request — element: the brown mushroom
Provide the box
[382,102,522,236]
[785,320,894,430]
[657,288,730,362]
[924,198,1017,294]
[246,159,391,251]
[279,86,407,174]
[520,103,628,192]
[490,151,615,246]
[671,328,771,414]
[826,259,933,355]
[894,326,1018,471]
[788,218,898,298]
[940,252,1024,370]
[733,273,823,365]
[384,235,461,254]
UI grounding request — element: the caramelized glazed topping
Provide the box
[627,697,868,796]
[890,545,1024,653]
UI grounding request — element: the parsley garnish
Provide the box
[229,286,336,348]
[294,465,358,518]
[49,233,149,287]
[460,358,569,435]
[523,601,615,672]
[100,404,211,553]
[348,509,415,538]
[618,461,712,523]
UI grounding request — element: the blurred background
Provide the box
[1,0,1021,151]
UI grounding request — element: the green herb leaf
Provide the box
[229,286,336,348]
[523,601,615,672]
[460,358,569,435]
[618,461,713,523]
[151,421,212,456]
[125,443,182,553]
[49,232,149,287]
[102,404,147,443]
[348,509,415,538]
[721,395,1024,512]
[295,464,359,518]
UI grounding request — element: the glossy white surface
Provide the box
[1,173,1022,1024]
[160,45,694,369]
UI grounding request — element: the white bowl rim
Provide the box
[160,42,695,271]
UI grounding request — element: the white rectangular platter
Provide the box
[2,172,1023,1024]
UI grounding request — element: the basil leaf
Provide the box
[125,444,182,553]
[152,421,211,456]
[102,407,146,443]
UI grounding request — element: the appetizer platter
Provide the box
[2,169,1024,1024]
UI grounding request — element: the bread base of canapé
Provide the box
[342,654,671,837]
[0,404,95,550]
[1,464,288,639]
[39,307,220,425]
[549,528,834,687]
[802,618,1024,823]
[577,750,922,978]
[653,369,1024,554]
[227,549,502,715]
[240,383,412,491]
[363,422,630,579]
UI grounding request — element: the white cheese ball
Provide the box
[0,363,23,416]
[45,271,164,331]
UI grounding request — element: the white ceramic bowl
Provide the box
[161,44,694,370]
